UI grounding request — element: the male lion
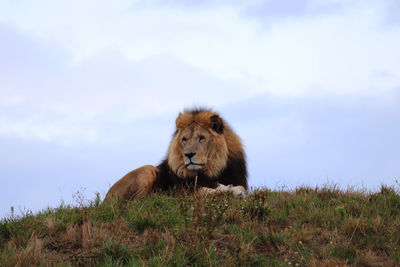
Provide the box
[105,108,247,201]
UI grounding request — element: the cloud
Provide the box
[0,0,399,144]
[0,23,251,144]
[1,0,399,98]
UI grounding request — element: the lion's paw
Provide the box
[216,184,247,197]
[230,185,247,197]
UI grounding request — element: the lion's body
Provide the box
[105,108,247,201]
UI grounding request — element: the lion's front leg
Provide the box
[105,165,158,201]
[197,184,247,197]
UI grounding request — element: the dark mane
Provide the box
[155,155,247,191]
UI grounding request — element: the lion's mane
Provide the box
[155,108,248,191]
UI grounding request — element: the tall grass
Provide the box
[0,185,399,266]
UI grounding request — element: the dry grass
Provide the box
[1,184,399,266]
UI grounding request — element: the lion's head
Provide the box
[167,109,244,179]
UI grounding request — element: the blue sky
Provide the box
[1,0,399,217]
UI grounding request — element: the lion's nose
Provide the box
[185,152,196,159]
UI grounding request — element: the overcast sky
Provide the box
[1,0,400,217]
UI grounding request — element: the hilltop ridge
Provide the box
[1,185,399,266]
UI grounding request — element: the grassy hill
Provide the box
[1,185,400,266]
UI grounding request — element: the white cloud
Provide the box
[0,114,98,144]
[1,0,399,97]
[0,0,399,143]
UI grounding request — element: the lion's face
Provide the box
[180,124,211,171]
[167,111,229,179]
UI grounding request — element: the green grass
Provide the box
[0,185,399,266]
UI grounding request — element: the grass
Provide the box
[0,184,399,266]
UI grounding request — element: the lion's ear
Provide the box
[210,115,224,134]
[176,113,191,129]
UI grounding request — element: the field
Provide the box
[1,185,400,266]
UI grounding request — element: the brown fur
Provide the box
[105,165,158,200]
[105,108,247,201]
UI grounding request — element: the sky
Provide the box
[1,0,399,217]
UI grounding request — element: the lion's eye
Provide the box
[182,137,187,143]
[199,136,205,143]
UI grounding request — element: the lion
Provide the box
[105,108,248,201]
